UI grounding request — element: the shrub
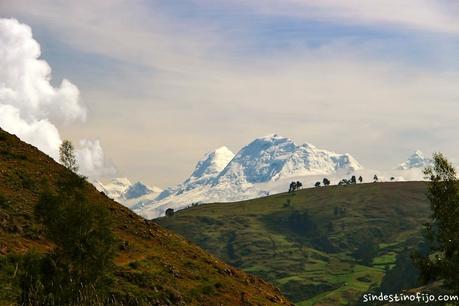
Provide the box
[0,194,9,208]
[18,174,116,304]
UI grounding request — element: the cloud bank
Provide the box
[0,18,115,179]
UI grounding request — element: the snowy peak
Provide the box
[154,146,235,200]
[124,181,161,200]
[93,178,162,208]
[216,134,362,185]
[276,144,362,179]
[99,177,132,199]
[397,150,433,170]
[217,134,297,184]
[188,146,235,183]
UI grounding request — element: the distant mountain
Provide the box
[95,177,132,199]
[183,146,235,191]
[92,137,430,219]
[138,134,363,218]
[95,178,162,208]
[153,146,235,203]
[124,181,162,199]
[397,150,433,170]
[215,134,362,186]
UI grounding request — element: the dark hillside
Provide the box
[0,129,291,305]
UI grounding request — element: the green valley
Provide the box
[158,182,430,305]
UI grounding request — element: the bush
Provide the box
[287,210,317,235]
[352,239,378,265]
[0,194,9,208]
[17,174,116,304]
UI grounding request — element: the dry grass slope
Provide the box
[0,128,292,305]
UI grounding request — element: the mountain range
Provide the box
[96,135,432,218]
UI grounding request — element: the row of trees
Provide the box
[298,176,384,189]
[288,181,303,192]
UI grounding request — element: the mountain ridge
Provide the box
[95,137,431,219]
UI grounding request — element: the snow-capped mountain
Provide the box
[96,177,132,200]
[184,146,235,190]
[137,134,363,219]
[124,181,162,199]
[215,134,362,186]
[397,150,433,170]
[94,178,162,208]
[153,146,235,203]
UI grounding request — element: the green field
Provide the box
[158,182,430,305]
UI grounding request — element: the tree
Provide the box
[358,176,363,183]
[314,181,321,187]
[166,208,175,217]
[59,140,78,173]
[323,178,330,186]
[296,181,303,190]
[350,175,357,184]
[352,238,378,265]
[22,175,116,304]
[413,153,459,294]
[289,181,298,193]
[373,174,379,182]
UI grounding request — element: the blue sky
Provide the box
[1,0,459,186]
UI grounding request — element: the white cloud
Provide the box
[0,18,86,123]
[76,139,116,179]
[0,18,115,179]
[0,103,62,158]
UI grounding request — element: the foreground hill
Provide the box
[0,129,291,305]
[158,181,431,305]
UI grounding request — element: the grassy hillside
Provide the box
[0,129,291,305]
[158,181,431,305]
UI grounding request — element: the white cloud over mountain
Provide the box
[0,18,115,178]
